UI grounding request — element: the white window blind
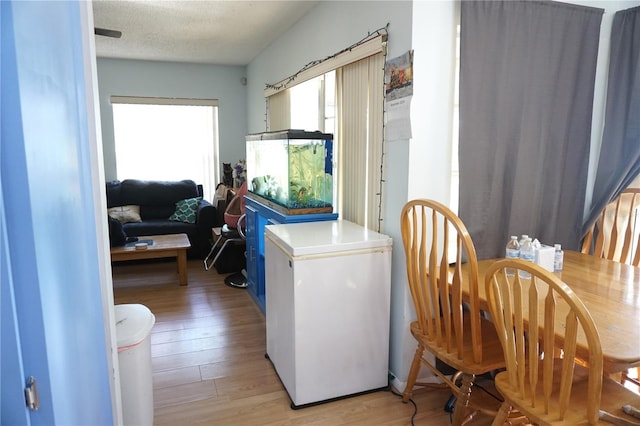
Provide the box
[110,96,219,201]
[338,53,385,231]
[266,90,290,131]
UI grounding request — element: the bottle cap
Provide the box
[511,235,517,239]
[554,244,561,250]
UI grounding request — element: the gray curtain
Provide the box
[583,6,640,237]
[459,0,603,259]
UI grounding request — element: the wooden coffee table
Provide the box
[110,234,191,285]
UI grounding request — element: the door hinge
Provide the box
[25,376,39,411]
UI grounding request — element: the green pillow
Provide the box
[169,197,202,224]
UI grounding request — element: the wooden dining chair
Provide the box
[582,188,640,388]
[582,188,640,266]
[485,258,640,425]
[400,199,505,425]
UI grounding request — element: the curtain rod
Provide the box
[265,23,389,95]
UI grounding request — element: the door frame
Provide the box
[80,1,123,423]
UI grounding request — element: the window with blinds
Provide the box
[265,35,386,231]
[110,96,219,201]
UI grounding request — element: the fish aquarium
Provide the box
[246,130,334,214]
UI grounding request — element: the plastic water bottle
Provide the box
[531,238,541,251]
[519,234,529,248]
[519,237,535,278]
[554,244,564,272]
[505,236,520,276]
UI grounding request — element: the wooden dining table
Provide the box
[468,250,640,375]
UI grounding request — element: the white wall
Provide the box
[96,58,248,183]
[404,0,460,387]
[246,0,414,386]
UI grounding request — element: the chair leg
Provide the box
[402,345,425,402]
[451,373,474,426]
[621,370,628,385]
[203,236,225,271]
[621,367,640,387]
[491,402,511,426]
[209,239,234,268]
[204,238,243,271]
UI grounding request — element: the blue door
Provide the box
[1,1,114,424]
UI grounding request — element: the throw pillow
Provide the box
[169,197,202,224]
[108,205,142,223]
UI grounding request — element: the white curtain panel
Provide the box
[338,60,368,226]
[338,53,385,230]
[367,53,385,232]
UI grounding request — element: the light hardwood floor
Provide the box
[112,259,497,425]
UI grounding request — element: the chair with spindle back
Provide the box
[485,259,640,425]
[400,199,505,425]
[582,188,640,387]
[582,188,640,266]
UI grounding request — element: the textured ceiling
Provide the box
[92,0,318,65]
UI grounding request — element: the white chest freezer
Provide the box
[264,220,392,408]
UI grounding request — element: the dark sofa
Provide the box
[106,179,218,258]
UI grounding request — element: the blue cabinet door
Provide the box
[244,202,270,313]
[245,204,259,304]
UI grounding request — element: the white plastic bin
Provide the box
[115,304,156,426]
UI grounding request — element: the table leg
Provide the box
[177,249,188,286]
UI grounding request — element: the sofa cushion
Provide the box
[169,197,202,224]
[122,219,196,238]
[108,205,142,223]
[120,179,199,220]
[106,180,122,208]
[140,205,176,220]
